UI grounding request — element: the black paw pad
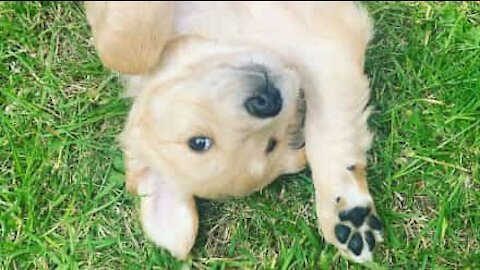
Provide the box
[335,224,351,244]
[364,231,375,251]
[339,206,371,227]
[347,232,363,256]
[368,215,383,231]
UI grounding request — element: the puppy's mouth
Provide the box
[288,88,306,149]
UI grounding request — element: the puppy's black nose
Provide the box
[244,72,283,118]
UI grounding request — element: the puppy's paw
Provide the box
[333,205,383,263]
[315,163,383,264]
[318,196,383,263]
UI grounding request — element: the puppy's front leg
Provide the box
[126,157,198,260]
[85,1,174,74]
[303,54,383,263]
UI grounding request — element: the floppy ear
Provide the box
[136,167,199,260]
[85,1,174,74]
[124,151,198,259]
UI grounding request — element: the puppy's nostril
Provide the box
[244,88,283,118]
[257,97,267,106]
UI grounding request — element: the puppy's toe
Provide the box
[333,205,383,263]
[317,189,383,264]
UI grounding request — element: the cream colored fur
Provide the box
[85,1,382,264]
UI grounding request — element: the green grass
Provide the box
[1,1,479,269]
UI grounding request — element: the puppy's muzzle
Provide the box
[243,66,283,118]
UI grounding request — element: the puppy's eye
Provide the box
[188,136,213,152]
[266,137,277,154]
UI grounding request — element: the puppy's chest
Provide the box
[173,2,311,41]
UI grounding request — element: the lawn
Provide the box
[1,1,479,269]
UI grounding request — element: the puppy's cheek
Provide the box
[249,159,268,180]
[282,148,307,174]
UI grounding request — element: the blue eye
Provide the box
[188,136,213,152]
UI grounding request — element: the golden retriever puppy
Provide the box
[85,1,383,263]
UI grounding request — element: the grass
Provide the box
[0,1,479,269]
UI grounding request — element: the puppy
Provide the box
[85,1,383,263]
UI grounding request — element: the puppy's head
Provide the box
[122,38,306,198]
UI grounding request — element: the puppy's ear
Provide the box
[125,154,198,259]
[123,134,198,259]
[137,168,198,260]
[85,1,174,74]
